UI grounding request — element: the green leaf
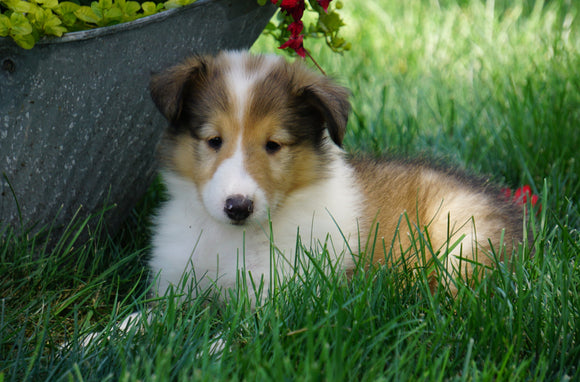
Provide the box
[103,7,122,24]
[141,2,157,16]
[35,0,59,10]
[74,6,101,25]
[256,0,267,5]
[30,7,47,25]
[10,1,37,13]
[44,13,63,28]
[56,1,81,14]
[263,21,277,31]
[126,2,141,14]
[163,0,192,10]
[9,12,33,35]
[317,11,344,33]
[90,2,104,20]
[42,10,67,36]
[99,0,113,10]
[55,2,81,26]
[163,0,180,10]
[0,14,11,37]
[12,32,35,49]
[0,0,16,9]
[45,23,67,36]
[118,0,140,20]
[59,13,77,26]
[1,0,20,11]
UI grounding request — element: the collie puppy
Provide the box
[148,51,523,300]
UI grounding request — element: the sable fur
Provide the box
[148,51,524,299]
[349,155,523,269]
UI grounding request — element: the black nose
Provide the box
[224,195,254,222]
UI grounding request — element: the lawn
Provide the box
[1,0,579,380]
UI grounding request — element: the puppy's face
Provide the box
[150,51,350,225]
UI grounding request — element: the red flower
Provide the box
[279,34,306,57]
[278,14,306,57]
[317,0,330,12]
[271,0,333,57]
[501,184,539,209]
[501,187,513,200]
[271,0,305,21]
[288,20,303,37]
[513,185,539,207]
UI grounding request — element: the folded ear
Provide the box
[299,78,351,147]
[149,56,208,124]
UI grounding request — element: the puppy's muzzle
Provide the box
[224,195,254,223]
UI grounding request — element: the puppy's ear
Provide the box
[149,57,208,124]
[300,79,350,147]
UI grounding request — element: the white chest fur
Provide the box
[149,156,363,300]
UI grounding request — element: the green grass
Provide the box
[2,0,579,380]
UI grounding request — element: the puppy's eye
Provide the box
[207,137,223,150]
[265,140,282,154]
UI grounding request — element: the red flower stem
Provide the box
[305,49,326,76]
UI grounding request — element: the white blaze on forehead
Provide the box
[201,137,268,223]
[222,52,280,124]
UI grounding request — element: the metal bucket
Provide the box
[0,0,275,238]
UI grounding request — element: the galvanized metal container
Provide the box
[0,0,275,238]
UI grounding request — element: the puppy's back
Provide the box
[350,156,524,280]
